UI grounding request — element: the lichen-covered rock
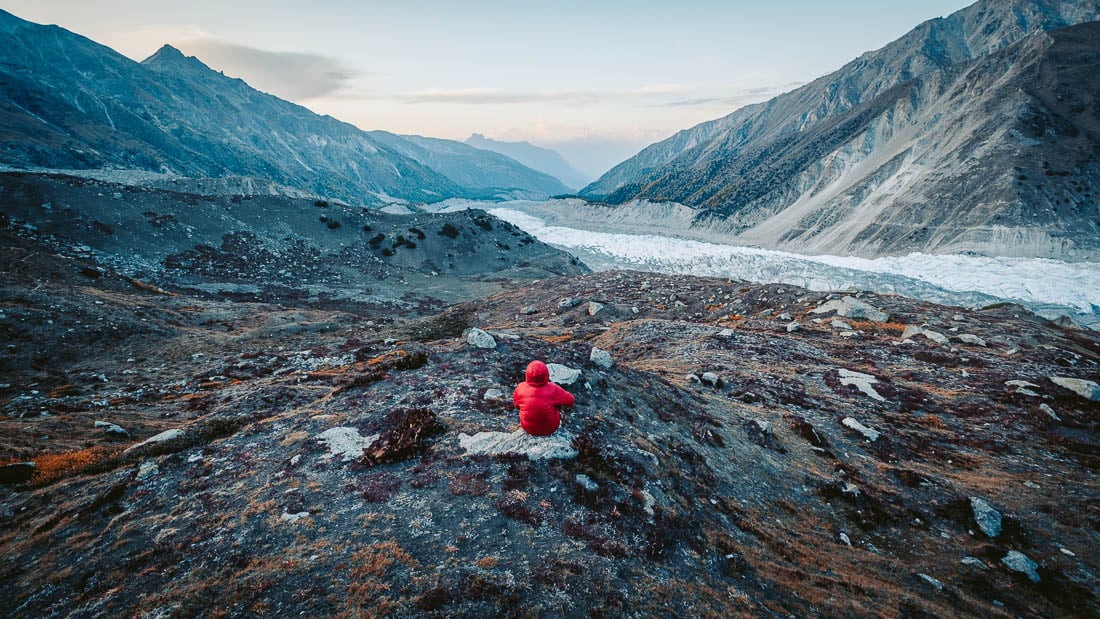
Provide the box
[838,368,885,401]
[458,429,577,460]
[841,417,880,441]
[1001,550,1040,583]
[315,427,380,461]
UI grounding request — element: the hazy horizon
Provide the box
[5,1,974,177]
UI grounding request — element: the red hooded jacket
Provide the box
[513,360,575,436]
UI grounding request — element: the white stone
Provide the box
[281,511,311,523]
[588,301,605,316]
[557,297,579,309]
[125,428,185,452]
[921,329,949,345]
[810,297,889,323]
[1049,376,1100,401]
[839,532,851,546]
[590,347,614,369]
[94,420,129,437]
[315,427,380,461]
[961,556,988,569]
[464,328,496,349]
[1001,551,1040,583]
[1038,404,1061,421]
[483,388,504,400]
[458,429,577,460]
[830,319,853,330]
[917,573,944,590]
[701,372,722,387]
[717,328,735,337]
[838,369,885,402]
[547,363,582,385]
[777,312,792,321]
[785,321,801,333]
[842,417,880,441]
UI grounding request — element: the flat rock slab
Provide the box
[315,427,380,461]
[838,368,885,402]
[1049,376,1100,401]
[458,429,577,460]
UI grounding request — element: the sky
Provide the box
[4,0,975,178]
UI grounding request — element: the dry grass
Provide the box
[848,320,908,334]
[1,446,123,485]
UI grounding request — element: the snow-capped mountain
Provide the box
[580,0,1100,260]
[0,9,564,204]
[464,133,590,191]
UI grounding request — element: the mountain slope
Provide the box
[579,0,1100,259]
[369,132,571,198]
[465,133,590,191]
[0,10,561,204]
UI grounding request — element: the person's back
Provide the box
[513,360,574,436]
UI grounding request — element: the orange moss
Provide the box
[535,334,573,343]
[476,556,499,569]
[28,446,121,485]
[848,320,907,334]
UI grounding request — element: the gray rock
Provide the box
[969,497,1002,538]
[547,363,581,385]
[136,461,160,480]
[921,329,949,345]
[1001,550,1040,583]
[686,374,701,383]
[839,532,851,546]
[841,417,880,441]
[777,312,792,321]
[954,333,987,347]
[483,388,504,400]
[961,556,988,569]
[830,319,853,330]
[95,420,131,440]
[811,297,889,323]
[519,305,539,315]
[1038,403,1061,421]
[587,301,605,316]
[901,325,924,340]
[785,321,801,333]
[0,462,36,485]
[557,297,580,309]
[838,369,885,401]
[701,372,722,387]
[458,429,577,460]
[917,573,944,590]
[1049,376,1100,401]
[589,347,614,369]
[575,473,599,491]
[717,328,736,337]
[1005,380,1041,397]
[464,328,497,349]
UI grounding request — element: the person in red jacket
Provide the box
[513,360,575,436]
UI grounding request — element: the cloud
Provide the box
[656,82,806,108]
[342,83,689,107]
[174,38,359,100]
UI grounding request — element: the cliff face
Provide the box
[580,1,1100,260]
[0,11,565,204]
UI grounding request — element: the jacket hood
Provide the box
[525,360,549,386]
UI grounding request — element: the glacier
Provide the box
[466,203,1100,329]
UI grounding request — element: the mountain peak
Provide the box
[142,44,212,73]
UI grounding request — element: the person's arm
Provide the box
[555,385,575,408]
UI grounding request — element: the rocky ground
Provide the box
[1,219,1097,617]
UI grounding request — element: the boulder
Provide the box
[95,420,131,440]
[547,364,581,385]
[1001,550,1040,583]
[589,347,614,369]
[315,427,380,461]
[810,297,889,323]
[785,321,801,333]
[0,462,35,485]
[830,319,853,330]
[701,372,722,387]
[1049,376,1100,401]
[920,329,949,345]
[954,333,987,347]
[458,429,577,460]
[464,328,497,349]
[969,497,1002,538]
[575,474,599,491]
[557,297,580,309]
[841,417,880,441]
[519,305,539,315]
[136,461,160,480]
[587,301,605,316]
[483,388,504,401]
[838,369,885,402]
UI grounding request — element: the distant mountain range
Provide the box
[464,133,589,191]
[580,0,1100,260]
[0,9,566,204]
